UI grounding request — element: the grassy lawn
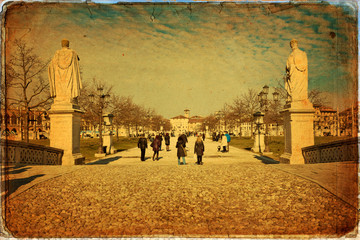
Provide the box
[29,137,139,163]
[230,136,352,161]
[229,137,254,151]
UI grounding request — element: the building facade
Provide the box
[0,108,49,140]
[170,115,189,135]
[313,104,338,136]
[339,104,358,137]
[170,110,205,135]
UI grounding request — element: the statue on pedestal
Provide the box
[285,39,308,104]
[280,39,314,164]
[48,39,82,104]
[48,39,84,165]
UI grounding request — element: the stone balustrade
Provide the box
[1,140,63,165]
[302,137,358,164]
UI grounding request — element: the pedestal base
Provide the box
[103,134,116,154]
[252,133,265,153]
[49,102,85,165]
[280,105,315,164]
[62,153,85,165]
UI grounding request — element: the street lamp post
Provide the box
[90,87,110,155]
[258,85,279,153]
[234,112,241,137]
[253,111,264,153]
[215,111,224,132]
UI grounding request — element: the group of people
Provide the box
[175,133,205,165]
[137,132,205,165]
[138,133,171,161]
[215,131,231,152]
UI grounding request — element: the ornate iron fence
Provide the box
[1,140,63,165]
[302,137,358,164]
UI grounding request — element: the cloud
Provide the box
[4,2,357,117]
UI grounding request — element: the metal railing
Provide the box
[302,137,358,164]
[1,140,63,165]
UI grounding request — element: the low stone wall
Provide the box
[302,137,358,164]
[1,140,63,165]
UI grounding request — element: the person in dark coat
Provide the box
[176,137,186,165]
[137,134,148,161]
[151,135,161,161]
[179,133,188,147]
[194,136,205,165]
[165,133,171,151]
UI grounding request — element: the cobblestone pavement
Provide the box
[3,137,358,238]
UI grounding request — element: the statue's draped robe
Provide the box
[285,48,308,102]
[48,47,82,103]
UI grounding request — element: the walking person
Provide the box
[202,133,205,141]
[224,131,231,152]
[221,134,227,152]
[137,134,148,161]
[194,136,205,165]
[165,133,171,151]
[176,137,186,165]
[151,135,161,161]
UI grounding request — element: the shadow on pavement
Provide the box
[3,166,32,175]
[87,156,122,165]
[254,155,280,164]
[3,174,45,197]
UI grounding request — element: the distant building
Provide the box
[339,104,358,137]
[170,110,189,135]
[188,115,205,132]
[239,121,283,137]
[313,104,338,136]
[170,110,205,135]
[240,122,252,137]
[0,108,49,140]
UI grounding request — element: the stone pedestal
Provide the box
[103,133,116,154]
[280,100,315,164]
[49,102,85,165]
[252,133,265,153]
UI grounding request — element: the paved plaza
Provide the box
[2,137,358,238]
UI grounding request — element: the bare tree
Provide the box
[308,89,330,106]
[110,96,137,137]
[78,78,113,141]
[5,39,52,142]
[201,114,218,132]
[241,88,260,137]
[228,97,247,135]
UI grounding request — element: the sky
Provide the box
[3,1,358,118]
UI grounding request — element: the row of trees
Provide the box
[202,85,331,135]
[78,79,171,137]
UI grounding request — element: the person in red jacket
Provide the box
[150,135,161,161]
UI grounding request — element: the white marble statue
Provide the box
[48,39,82,104]
[285,39,308,103]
